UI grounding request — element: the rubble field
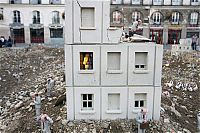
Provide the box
[0,46,199,133]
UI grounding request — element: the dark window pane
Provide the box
[140,65,145,68]
[140,101,144,107]
[88,94,92,100]
[83,94,87,100]
[88,102,92,107]
[135,101,139,107]
[135,65,139,68]
[83,102,87,107]
[50,28,63,38]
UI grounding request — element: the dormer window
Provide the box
[190,12,198,25]
[172,12,180,25]
[81,8,95,28]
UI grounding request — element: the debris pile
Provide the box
[0,47,199,132]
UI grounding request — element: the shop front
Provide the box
[168,29,181,44]
[10,24,25,43]
[150,29,163,44]
[186,28,199,38]
[30,24,44,43]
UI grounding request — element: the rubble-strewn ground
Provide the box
[0,46,199,133]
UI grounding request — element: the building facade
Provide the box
[65,0,163,120]
[0,0,199,45]
[110,0,200,45]
[0,0,65,44]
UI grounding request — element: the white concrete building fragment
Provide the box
[65,0,163,120]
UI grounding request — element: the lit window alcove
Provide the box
[79,52,94,73]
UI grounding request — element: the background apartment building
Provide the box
[0,0,65,44]
[0,0,199,45]
[110,0,200,45]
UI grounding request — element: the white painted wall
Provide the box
[73,45,100,86]
[101,45,128,86]
[64,0,163,121]
[128,43,156,86]
[65,43,163,120]
[74,87,101,120]
[67,87,74,120]
[128,86,154,120]
[153,86,162,120]
[101,87,128,119]
[154,44,163,87]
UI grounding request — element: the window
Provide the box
[80,52,93,70]
[50,28,63,38]
[30,0,41,4]
[0,8,3,20]
[134,93,146,108]
[10,0,21,4]
[30,28,44,43]
[81,94,94,110]
[52,11,60,24]
[81,8,95,28]
[108,94,120,110]
[111,0,122,4]
[107,52,121,70]
[152,12,161,25]
[50,0,61,4]
[33,11,40,24]
[153,0,162,5]
[190,12,198,25]
[13,10,21,23]
[191,0,198,5]
[172,0,181,5]
[132,0,141,4]
[112,11,123,24]
[135,52,148,70]
[132,11,141,22]
[172,12,180,24]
